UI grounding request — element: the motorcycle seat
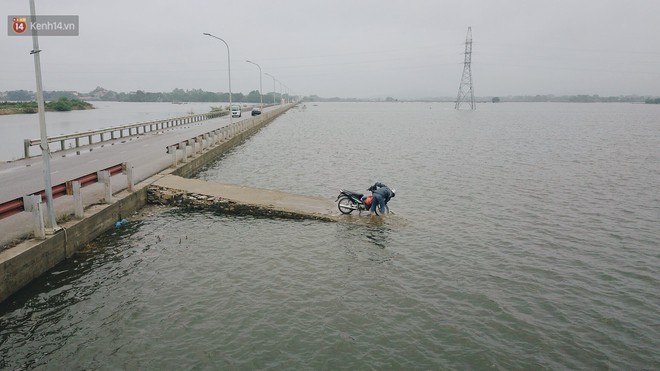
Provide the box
[345,191,364,199]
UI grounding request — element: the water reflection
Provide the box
[364,221,390,249]
[335,217,393,250]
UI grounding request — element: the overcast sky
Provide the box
[2,0,660,98]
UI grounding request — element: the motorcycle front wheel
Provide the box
[337,197,357,214]
[374,204,389,216]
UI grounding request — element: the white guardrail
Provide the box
[23,110,227,159]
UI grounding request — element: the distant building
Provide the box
[85,86,111,100]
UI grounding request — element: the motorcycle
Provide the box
[336,188,389,215]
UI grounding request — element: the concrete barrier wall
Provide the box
[0,104,294,304]
[0,187,148,303]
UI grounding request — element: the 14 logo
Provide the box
[12,17,27,34]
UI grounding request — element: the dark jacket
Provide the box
[371,182,393,203]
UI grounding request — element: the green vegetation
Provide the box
[99,88,280,104]
[0,97,93,115]
[46,97,93,111]
[645,97,660,104]
[0,101,38,114]
[2,88,287,104]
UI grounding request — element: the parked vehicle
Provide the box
[231,105,241,118]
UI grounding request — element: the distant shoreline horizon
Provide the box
[1,88,657,104]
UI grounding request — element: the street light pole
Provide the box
[29,0,57,231]
[264,73,276,105]
[245,60,263,110]
[203,33,232,126]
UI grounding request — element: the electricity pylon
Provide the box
[455,27,475,110]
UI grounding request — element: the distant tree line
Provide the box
[496,94,650,103]
[99,88,280,103]
[2,89,657,104]
[2,89,79,101]
[1,88,287,104]
[304,95,361,102]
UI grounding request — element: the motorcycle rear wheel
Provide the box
[337,197,356,214]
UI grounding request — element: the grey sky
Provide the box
[2,0,659,98]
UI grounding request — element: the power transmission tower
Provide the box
[455,27,475,110]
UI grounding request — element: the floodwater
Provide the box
[1,102,659,369]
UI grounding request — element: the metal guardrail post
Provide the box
[169,145,177,168]
[33,199,46,239]
[24,139,30,159]
[72,180,83,218]
[180,141,188,163]
[123,162,135,192]
[23,195,46,239]
[97,170,112,203]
